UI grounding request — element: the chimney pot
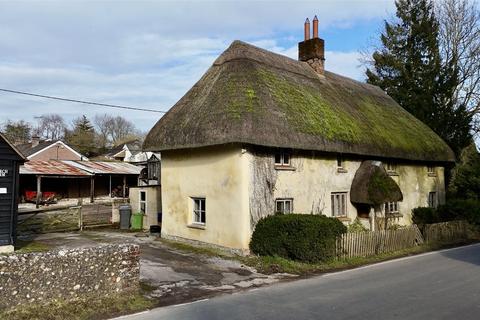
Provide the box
[31,135,40,148]
[313,15,319,38]
[304,18,310,41]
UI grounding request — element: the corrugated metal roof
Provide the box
[62,161,142,175]
[20,160,91,176]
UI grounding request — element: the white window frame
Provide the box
[139,190,147,214]
[192,197,206,225]
[275,198,293,214]
[384,201,400,215]
[331,192,348,217]
[274,152,291,167]
[428,192,437,208]
[386,162,397,173]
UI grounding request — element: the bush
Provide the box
[412,199,480,225]
[249,214,347,262]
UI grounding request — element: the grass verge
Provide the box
[0,291,155,320]
[14,240,51,254]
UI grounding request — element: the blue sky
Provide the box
[0,0,396,133]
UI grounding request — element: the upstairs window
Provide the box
[275,198,293,214]
[192,198,206,225]
[147,159,160,180]
[331,192,347,217]
[386,162,397,174]
[337,155,347,173]
[427,166,436,176]
[275,152,291,167]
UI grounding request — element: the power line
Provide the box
[0,88,167,114]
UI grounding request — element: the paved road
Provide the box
[117,244,480,320]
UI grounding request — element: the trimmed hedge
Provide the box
[412,199,480,226]
[249,214,347,262]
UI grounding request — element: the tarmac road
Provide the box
[115,243,480,320]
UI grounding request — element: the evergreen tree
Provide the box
[66,115,95,157]
[366,0,472,155]
[448,143,480,200]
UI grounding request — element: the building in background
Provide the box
[16,136,88,161]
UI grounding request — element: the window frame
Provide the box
[275,198,293,214]
[427,166,436,176]
[428,192,437,208]
[386,162,397,174]
[384,201,400,215]
[331,192,348,217]
[192,197,206,225]
[139,190,147,214]
[274,152,291,167]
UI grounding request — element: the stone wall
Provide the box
[0,244,139,310]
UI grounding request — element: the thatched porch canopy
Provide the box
[350,161,403,206]
[144,40,454,163]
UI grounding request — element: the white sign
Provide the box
[0,169,8,177]
[0,188,7,194]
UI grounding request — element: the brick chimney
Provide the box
[298,15,325,75]
[31,135,40,148]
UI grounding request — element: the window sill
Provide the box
[187,223,206,230]
[336,216,351,222]
[274,165,296,171]
[337,168,348,173]
[428,173,437,177]
[387,171,399,176]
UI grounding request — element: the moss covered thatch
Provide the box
[144,40,454,162]
[350,161,403,205]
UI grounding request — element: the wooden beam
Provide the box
[90,176,95,203]
[36,175,41,209]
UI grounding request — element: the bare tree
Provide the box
[33,114,66,140]
[93,114,138,147]
[438,0,480,135]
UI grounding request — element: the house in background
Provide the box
[0,133,26,252]
[100,139,158,165]
[129,154,161,229]
[16,136,88,161]
[143,19,455,252]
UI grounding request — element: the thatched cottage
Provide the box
[144,19,455,251]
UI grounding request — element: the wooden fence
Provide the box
[18,203,113,234]
[423,220,471,243]
[336,225,423,259]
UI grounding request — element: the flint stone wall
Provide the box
[0,244,140,309]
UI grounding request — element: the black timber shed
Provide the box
[0,133,26,250]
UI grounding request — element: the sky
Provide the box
[0,0,396,133]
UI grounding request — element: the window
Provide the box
[274,152,291,167]
[331,192,347,217]
[192,198,206,224]
[427,166,436,175]
[428,192,437,208]
[139,191,147,214]
[337,155,343,168]
[386,162,397,173]
[275,198,293,214]
[384,201,399,215]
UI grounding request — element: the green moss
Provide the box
[14,240,50,254]
[367,169,401,205]
[256,68,362,141]
[225,73,261,120]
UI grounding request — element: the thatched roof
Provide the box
[350,161,403,205]
[144,40,455,162]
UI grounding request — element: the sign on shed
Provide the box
[0,133,26,252]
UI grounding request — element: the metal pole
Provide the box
[36,175,41,209]
[90,176,95,203]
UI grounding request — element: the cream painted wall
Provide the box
[161,146,251,250]
[130,186,162,229]
[270,153,445,227]
[160,145,446,250]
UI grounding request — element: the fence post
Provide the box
[79,206,83,232]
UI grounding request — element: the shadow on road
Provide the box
[438,243,480,266]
